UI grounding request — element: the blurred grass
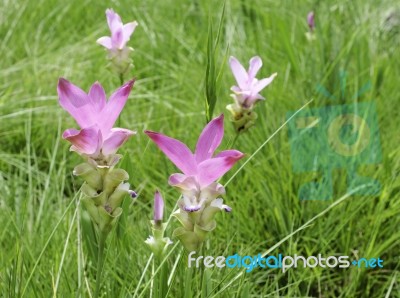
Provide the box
[0,0,399,297]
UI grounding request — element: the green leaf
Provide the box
[205,1,226,123]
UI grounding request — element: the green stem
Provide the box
[184,262,193,298]
[94,232,107,298]
[231,133,240,148]
[157,257,168,298]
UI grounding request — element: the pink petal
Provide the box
[57,78,96,128]
[62,127,102,156]
[102,128,136,155]
[122,21,138,42]
[106,9,122,34]
[169,174,199,192]
[229,56,248,90]
[112,28,124,49]
[88,82,106,113]
[252,73,277,94]
[248,56,262,82]
[197,152,244,187]
[96,36,112,49]
[99,79,135,133]
[244,93,265,107]
[145,131,197,176]
[215,149,244,159]
[195,114,224,163]
[230,86,242,93]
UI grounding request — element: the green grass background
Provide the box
[0,0,399,297]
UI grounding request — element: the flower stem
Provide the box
[231,133,240,148]
[159,258,168,298]
[94,232,107,298]
[184,264,193,298]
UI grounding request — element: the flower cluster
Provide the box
[227,56,277,133]
[58,6,276,261]
[145,115,244,251]
[58,78,137,235]
[97,9,138,76]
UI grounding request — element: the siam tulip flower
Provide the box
[57,78,136,164]
[145,114,244,250]
[145,114,243,212]
[58,78,137,238]
[229,56,277,109]
[145,191,172,257]
[97,9,138,76]
[227,56,277,133]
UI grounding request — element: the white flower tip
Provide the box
[97,165,110,169]
[145,236,155,245]
[105,8,115,15]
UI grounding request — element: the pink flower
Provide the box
[97,9,138,51]
[58,78,136,158]
[145,114,244,212]
[229,56,277,108]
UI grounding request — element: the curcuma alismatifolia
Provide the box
[145,114,244,251]
[58,78,137,236]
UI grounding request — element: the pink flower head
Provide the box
[229,56,277,108]
[58,78,136,159]
[307,11,315,32]
[145,114,244,212]
[97,9,138,51]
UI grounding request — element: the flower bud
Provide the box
[153,190,164,223]
[307,11,315,31]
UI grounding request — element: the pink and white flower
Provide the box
[229,56,277,109]
[57,78,135,159]
[97,9,138,52]
[145,114,244,212]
